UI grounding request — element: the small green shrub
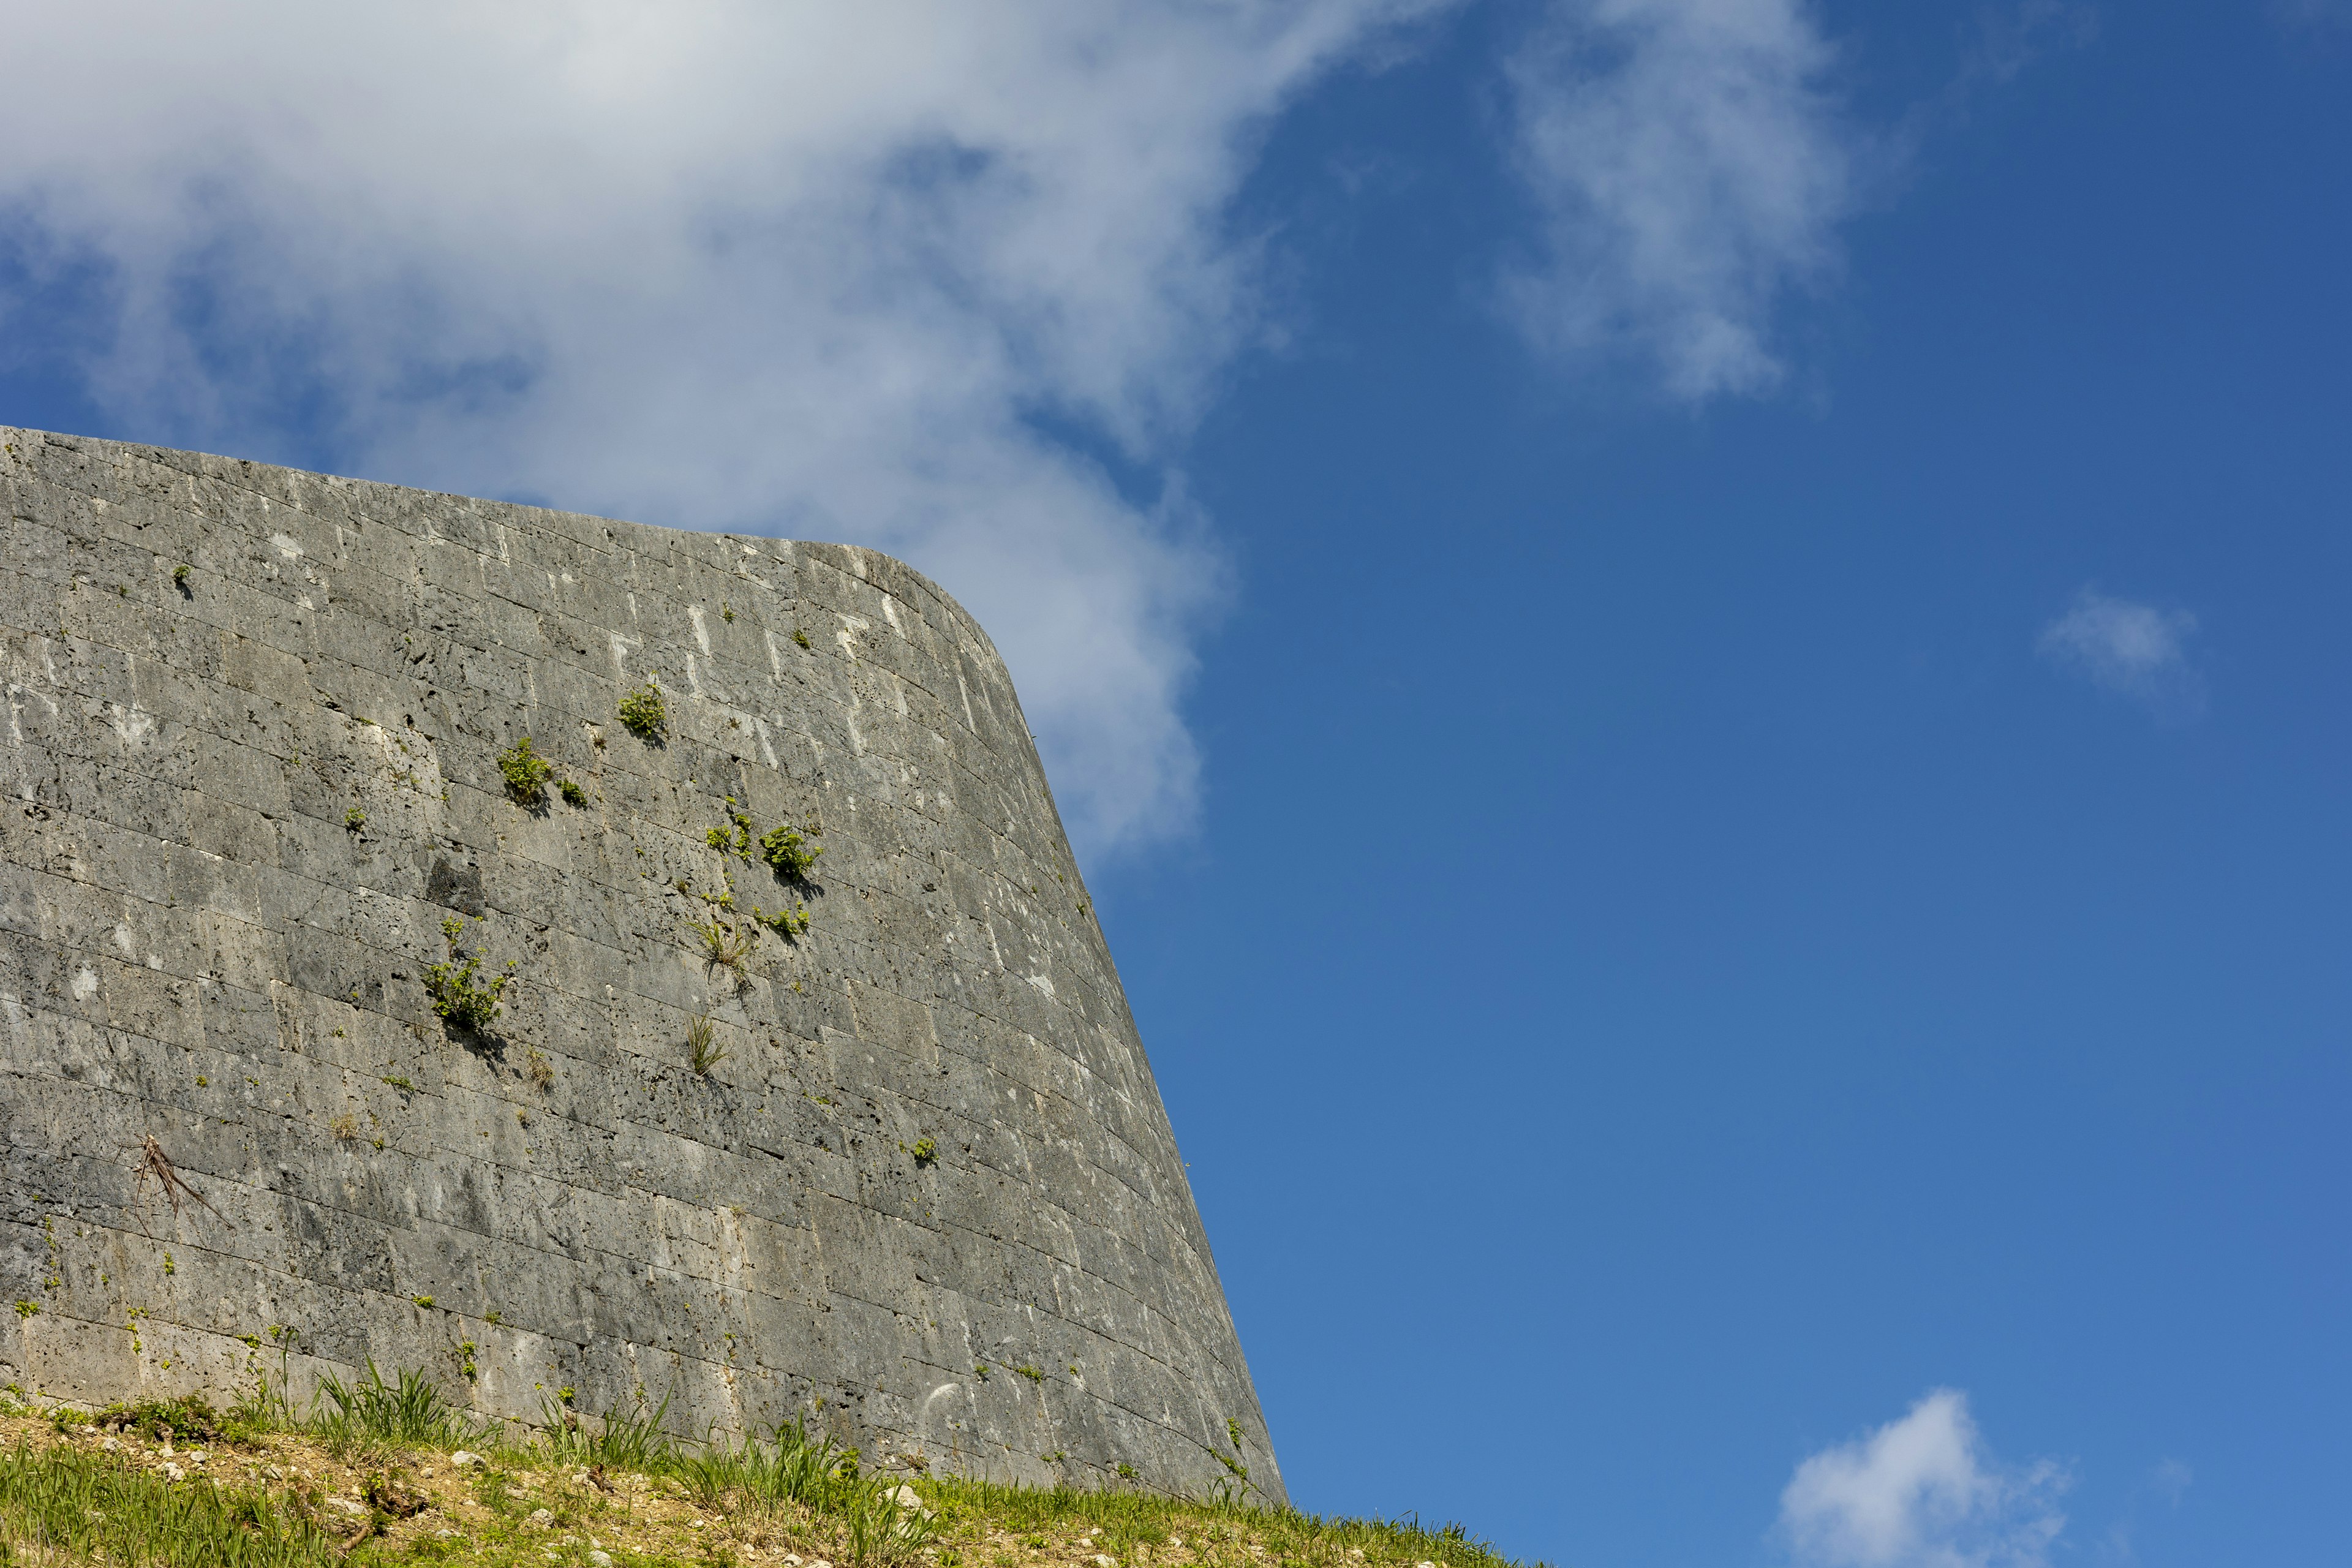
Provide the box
[424,916,516,1031]
[793,627,813,649]
[343,806,366,832]
[496,736,554,804]
[618,679,667,740]
[759,821,824,879]
[172,564,191,590]
[1013,1363,1043,1383]
[758,903,811,940]
[94,1394,222,1442]
[910,1136,938,1165]
[557,777,588,807]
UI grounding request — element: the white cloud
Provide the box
[1501,0,1857,399]
[1781,1391,2069,1568]
[2038,589,2204,718]
[0,0,1447,860]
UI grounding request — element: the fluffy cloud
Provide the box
[1781,1391,2069,1568]
[1502,0,1856,398]
[0,0,1902,853]
[0,0,1446,859]
[2038,588,2205,718]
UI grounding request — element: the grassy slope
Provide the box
[0,1392,1541,1568]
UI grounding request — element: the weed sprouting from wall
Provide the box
[618,679,667,741]
[759,822,823,880]
[687,1013,728,1076]
[424,916,515,1031]
[497,737,554,804]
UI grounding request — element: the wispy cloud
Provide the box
[0,0,1446,861]
[2038,589,2205,718]
[1781,1390,2070,1568]
[1500,0,1859,399]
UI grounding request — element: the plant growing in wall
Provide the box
[424,916,515,1031]
[755,903,810,940]
[618,679,667,741]
[759,821,823,880]
[695,916,758,973]
[685,1013,727,1075]
[497,737,554,804]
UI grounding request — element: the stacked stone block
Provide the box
[0,428,1279,1502]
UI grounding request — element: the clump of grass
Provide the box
[423,915,516,1031]
[793,627,813,649]
[538,1391,677,1471]
[309,1361,484,1458]
[496,736,554,804]
[0,1439,337,1567]
[526,1047,554,1088]
[557,777,589,808]
[696,916,758,973]
[686,1013,728,1076]
[618,679,666,740]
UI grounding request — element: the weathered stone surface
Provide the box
[0,428,1278,1501]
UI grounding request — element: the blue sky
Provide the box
[5,4,2350,1566]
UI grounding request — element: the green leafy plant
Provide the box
[558,777,588,808]
[910,1136,938,1165]
[687,1012,728,1075]
[793,627,812,649]
[759,821,824,879]
[1013,1363,1043,1383]
[1226,1416,1245,1450]
[343,806,366,832]
[496,736,554,804]
[424,916,516,1031]
[758,903,811,940]
[707,813,753,857]
[618,678,667,740]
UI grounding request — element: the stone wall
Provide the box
[0,428,1278,1502]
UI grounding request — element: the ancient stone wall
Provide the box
[0,428,1278,1502]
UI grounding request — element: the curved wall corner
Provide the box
[0,428,1281,1503]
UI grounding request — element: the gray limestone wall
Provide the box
[0,428,1278,1502]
